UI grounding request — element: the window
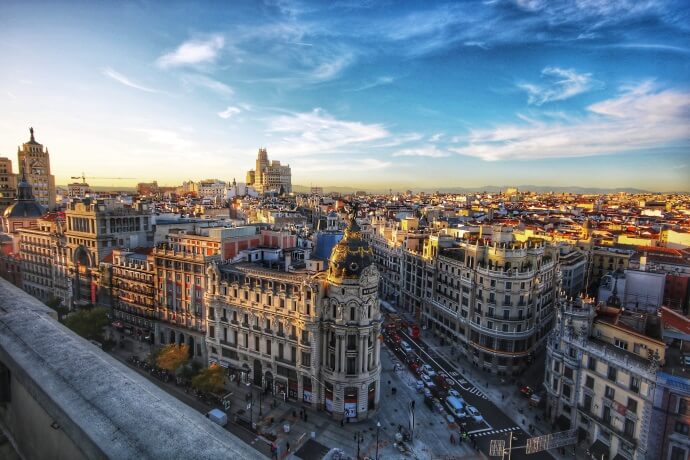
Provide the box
[587,356,597,371]
[209,326,215,338]
[583,394,592,412]
[614,338,628,350]
[629,376,640,394]
[585,376,594,389]
[623,419,635,437]
[671,447,688,460]
[627,398,637,414]
[564,367,573,380]
[350,308,355,321]
[679,398,690,416]
[301,352,311,367]
[607,366,617,382]
[347,357,356,375]
[605,386,615,400]
[674,422,690,435]
[563,385,571,399]
[603,406,612,423]
[255,336,260,351]
[506,282,512,289]
[266,340,272,355]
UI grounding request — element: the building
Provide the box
[153,229,222,361]
[18,214,61,302]
[68,182,91,198]
[590,247,634,290]
[111,248,156,343]
[205,215,382,420]
[136,181,159,197]
[17,127,56,210]
[1,170,46,234]
[545,294,664,460]
[560,246,587,298]
[198,179,227,204]
[64,198,153,306]
[426,226,560,375]
[0,157,17,214]
[246,148,292,194]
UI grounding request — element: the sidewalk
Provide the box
[416,328,586,460]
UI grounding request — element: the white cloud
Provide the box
[292,157,391,172]
[102,67,157,93]
[392,146,450,158]
[157,35,225,68]
[135,128,193,151]
[429,132,444,142]
[181,74,234,96]
[518,67,596,105]
[311,52,354,81]
[452,82,690,161]
[267,108,389,156]
[218,106,241,119]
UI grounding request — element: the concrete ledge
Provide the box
[0,278,265,460]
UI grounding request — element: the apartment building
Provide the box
[111,248,156,342]
[560,246,587,297]
[205,216,382,420]
[427,226,560,375]
[545,295,663,460]
[0,157,17,214]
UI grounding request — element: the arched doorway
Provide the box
[169,330,175,344]
[73,246,93,306]
[253,360,263,387]
[178,332,185,345]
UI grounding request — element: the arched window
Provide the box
[350,307,355,321]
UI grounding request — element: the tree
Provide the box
[156,344,190,372]
[191,364,226,395]
[64,307,110,341]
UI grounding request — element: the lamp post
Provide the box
[354,431,364,460]
[408,400,416,441]
[375,421,381,460]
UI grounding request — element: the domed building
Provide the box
[1,168,45,234]
[320,214,382,420]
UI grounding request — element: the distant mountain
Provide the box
[293,184,686,194]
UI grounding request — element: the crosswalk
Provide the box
[467,386,488,400]
[471,426,521,437]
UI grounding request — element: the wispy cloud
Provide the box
[392,146,450,158]
[453,82,690,161]
[157,35,225,68]
[348,75,396,92]
[218,106,241,119]
[292,157,391,172]
[181,74,234,96]
[518,67,597,105]
[102,67,157,93]
[429,132,444,142]
[267,108,389,156]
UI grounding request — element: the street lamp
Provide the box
[375,421,381,460]
[354,431,364,460]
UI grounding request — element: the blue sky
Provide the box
[1,0,689,191]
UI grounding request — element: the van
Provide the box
[445,395,466,419]
[401,341,413,354]
[206,408,228,427]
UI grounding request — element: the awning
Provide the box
[587,440,610,460]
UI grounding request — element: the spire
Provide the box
[30,127,35,143]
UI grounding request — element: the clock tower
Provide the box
[18,127,56,210]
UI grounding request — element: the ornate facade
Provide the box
[245,148,291,195]
[17,128,55,210]
[205,217,381,420]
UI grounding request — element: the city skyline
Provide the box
[1,1,689,191]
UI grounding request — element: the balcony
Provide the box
[577,405,637,447]
[469,321,536,339]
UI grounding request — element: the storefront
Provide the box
[325,382,333,413]
[344,387,358,419]
[302,376,312,405]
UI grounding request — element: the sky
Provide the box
[1,0,689,192]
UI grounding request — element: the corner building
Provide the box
[205,217,381,420]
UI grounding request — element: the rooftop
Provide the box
[0,279,263,460]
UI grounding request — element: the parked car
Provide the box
[421,374,433,386]
[465,405,483,422]
[401,341,413,354]
[410,362,421,375]
[415,380,425,392]
[529,393,542,407]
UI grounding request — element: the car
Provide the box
[415,380,425,392]
[447,389,461,399]
[409,362,421,375]
[465,405,483,422]
[423,387,433,399]
[520,386,534,397]
[421,374,433,386]
[401,341,413,354]
[421,364,437,378]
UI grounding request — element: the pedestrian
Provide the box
[450,434,455,445]
[286,441,290,453]
[341,418,344,427]
[501,393,505,401]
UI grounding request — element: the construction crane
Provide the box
[71,172,136,184]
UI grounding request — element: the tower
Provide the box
[17,127,56,210]
[321,210,382,420]
[255,148,269,190]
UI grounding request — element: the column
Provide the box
[360,334,367,373]
[340,335,346,373]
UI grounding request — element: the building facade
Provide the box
[246,148,291,194]
[0,157,17,214]
[17,128,56,210]
[545,296,663,460]
[205,216,381,420]
[111,248,156,343]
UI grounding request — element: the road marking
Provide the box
[468,427,494,435]
[472,426,522,437]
